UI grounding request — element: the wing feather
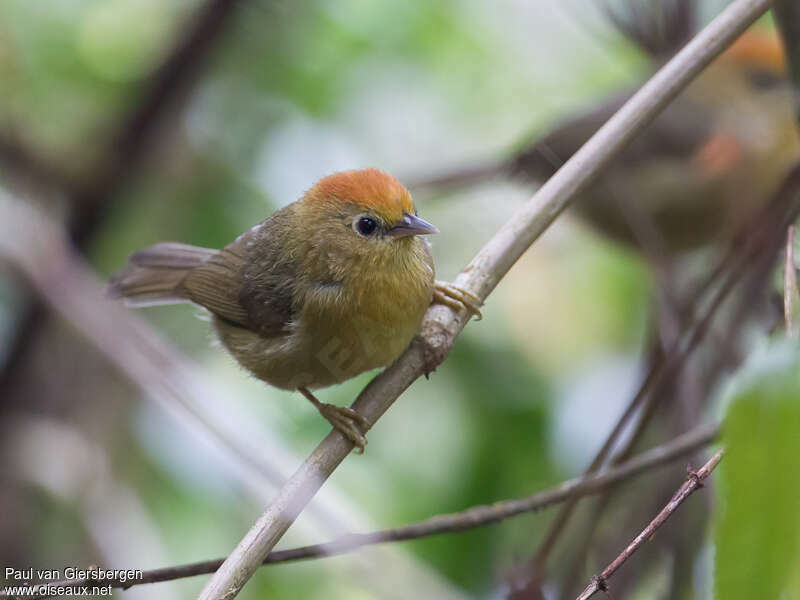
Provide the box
[181,251,251,326]
[182,211,297,337]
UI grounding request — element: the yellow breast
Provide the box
[217,237,435,391]
[296,238,435,387]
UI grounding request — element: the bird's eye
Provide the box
[355,216,378,236]
[747,67,783,90]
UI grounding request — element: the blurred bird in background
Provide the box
[418,0,798,259]
[513,23,795,256]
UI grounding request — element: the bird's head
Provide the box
[719,28,787,91]
[296,168,437,277]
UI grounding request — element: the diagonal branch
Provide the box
[198,1,771,598]
[0,423,717,599]
[575,449,724,600]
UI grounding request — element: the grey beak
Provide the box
[388,212,439,238]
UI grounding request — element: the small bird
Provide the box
[510,27,798,254]
[108,169,480,451]
[412,12,797,257]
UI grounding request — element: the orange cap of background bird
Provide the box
[306,169,414,223]
[723,29,786,74]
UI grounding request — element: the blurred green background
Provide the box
[1,1,798,599]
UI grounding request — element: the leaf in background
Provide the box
[715,343,800,600]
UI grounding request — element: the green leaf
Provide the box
[715,343,800,600]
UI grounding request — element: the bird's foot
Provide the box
[299,388,368,453]
[318,403,369,452]
[433,280,483,320]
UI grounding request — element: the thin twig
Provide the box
[528,271,725,575]
[785,225,798,336]
[563,161,800,598]
[406,160,508,191]
[524,156,800,587]
[195,2,771,598]
[528,244,736,578]
[0,423,718,599]
[574,449,724,600]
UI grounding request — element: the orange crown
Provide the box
[306,168,414,224]
[723,28,786,74]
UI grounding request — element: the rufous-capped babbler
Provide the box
[510,26,798,253]
[414,13,797,256]
[109,169,481,451]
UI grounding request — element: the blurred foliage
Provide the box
[1,0,195,167]
[715,342,800,600]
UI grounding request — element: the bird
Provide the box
[108,168,481,451]
[510,26,798,255]
[411,11,797,257]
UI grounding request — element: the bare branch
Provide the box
[527,254,733,576]
[523,155,800,588]
[194,2,771,598]
[575,449,724,600]
[405,160,508,191]
[561,164,800,594]
[0,423,718,599]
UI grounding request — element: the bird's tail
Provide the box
[107,242,217,307]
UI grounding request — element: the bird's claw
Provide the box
[317,403,369,453]
[433,281,483,320]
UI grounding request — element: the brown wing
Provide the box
[180,247,251,326]
[236,208,298,337]
[181,209,298,337]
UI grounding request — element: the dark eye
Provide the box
[355,216,378,236]
[747,67,783,90]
